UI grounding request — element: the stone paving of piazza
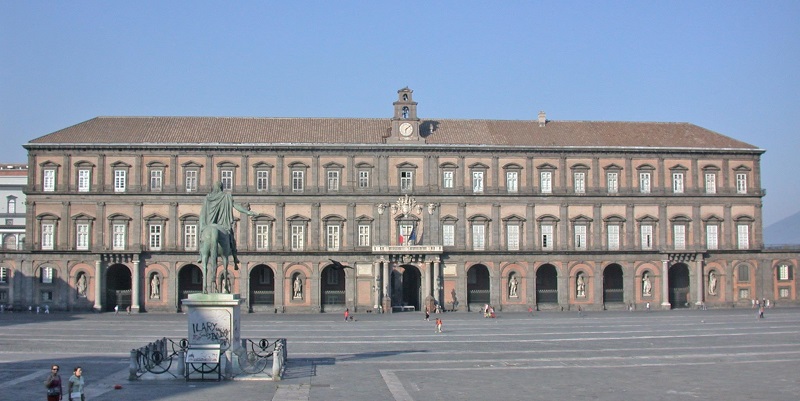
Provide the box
[1,307,799,401]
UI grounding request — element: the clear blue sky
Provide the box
[2,1,798,225]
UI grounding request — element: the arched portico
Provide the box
[105,263,131,312]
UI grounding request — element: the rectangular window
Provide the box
[0,267,7,283]
[41,291,53,302]
[41,223,54,250]
[672,172,684,193]
[292,171,304,192]
[256,170,270,192]
[255,224,269,250]
[737,264,750,282]
[608,225,620,251]
[114,170,126,192]
[43,169,56,192]
[185,224,197,251]
[78,169,91,192]
[400,171,413,191]
[150,170,163,192]
[149,224,162,250]
[779,287,790,298]
[185,170,198,193]
[706,225,718,250]
[639,172,651,194]
[112,224,126,250]
[327,171,339,191]
[507,225,520,251]
[540,171,552,194]
[739,288,750,300]
[541,225,554,250]
[76,223,90,250]
[607,172,618,194]
[737,224,749,249]
[574,225,587,251]
[506,171,518,193]
[326,225,340,251]
[291,225,304,251]
[443,224,455,246]
[7,200,15,214]
[641,225,653,250]
[705,173,716,194]
[326,270,339,285]
[443,171,454,189]
[259,268,271,284]
[41,267,54,284]
[778,265,789,281]
[574,172,585,194]
[358,171,369,188]
[736,173,747,194]
[221,170,233,191]
[472,224,485,250]
[358,224,370,247]
[673,225,686,250]
[472,171,484,193]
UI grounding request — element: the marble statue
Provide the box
[150,274,160,298]
[76,273,87,297]
[293,276,303,298]
[708,271,717,296]
[642,273,652,296]
[576,274,586,297]
[509,276,518,298]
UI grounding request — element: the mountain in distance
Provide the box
[764,211,800,245]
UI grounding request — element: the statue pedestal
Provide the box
[183,293,243,378]
[183,293,242,350]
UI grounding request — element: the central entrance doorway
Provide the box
[391,264,421,311]
[105,264,131,312]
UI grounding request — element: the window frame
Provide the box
[77,168,91,192]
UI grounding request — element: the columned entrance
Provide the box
[467,264,490,308]
[177,264,202,311]
[669,263,691,308]
[536,264,559,305]
[603,264,624,303]
[399,264,421,310]
[105,264,131,312]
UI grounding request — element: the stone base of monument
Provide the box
[183,293,243,380]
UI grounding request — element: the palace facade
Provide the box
[2,88,797,313]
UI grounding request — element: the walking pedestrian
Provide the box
[45,305,50,314]
[68,366,85,401]
[44,364,62,401]
[114,305,119,315]
[435,318,443,333]
[424,306,430,321]
[344,308,350,322]
[758,305,765,319]
[528,305,534,317]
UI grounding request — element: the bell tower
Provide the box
[390,87,423,142]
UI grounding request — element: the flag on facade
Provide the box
[408,227,417,244]
[398,233,404,245]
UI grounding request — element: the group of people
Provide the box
[44,365,85,401]
[482,304,496,318]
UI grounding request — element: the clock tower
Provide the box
[390,87,423,143]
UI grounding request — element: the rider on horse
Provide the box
[198,182,255,270]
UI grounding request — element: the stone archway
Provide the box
[249,264,275,311]
[321,265,346,310]
[669,263,691,308]
[400,265,421,311]
[536,264,559,305]
[105,264,131,312]
[603,264,624,303]
[177,264,203,311]
[467,264,490,308]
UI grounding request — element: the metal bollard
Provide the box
[272,342,283,380]
[129,349,139,380]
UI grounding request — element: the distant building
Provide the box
[2,88,798,312]
[0,164,27,305]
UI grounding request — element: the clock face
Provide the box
[399,122,414,137]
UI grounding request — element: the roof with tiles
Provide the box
[26,116,759,150]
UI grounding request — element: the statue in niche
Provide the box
[576,273,586,297]
[76,273,87,298]
[509,275,519,298]
[642,273,652,296]
[708,272,718,296]
[150,274,160,299]
[293,276,303,299]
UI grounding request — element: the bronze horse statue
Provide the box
[198,223,235,294]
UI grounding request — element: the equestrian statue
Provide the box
[197,182,256,294]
